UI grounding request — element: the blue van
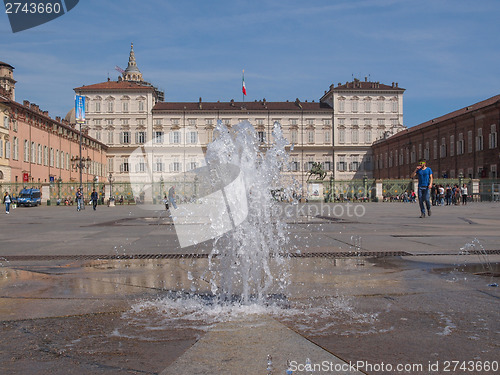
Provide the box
[17,188,42,207]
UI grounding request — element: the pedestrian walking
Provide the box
[461,184,468,205]
[3,191,12,214]
[76,188,83,211]
[411,159,433,218]
[168,185,177,209]
[453,184,461,205]
[445,185,452,205]
[91,189,98,211]
[431,184,437,206]
[438,185,445,206]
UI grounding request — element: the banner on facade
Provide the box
[75,95,85,123]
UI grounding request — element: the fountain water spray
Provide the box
[204,120,292,304]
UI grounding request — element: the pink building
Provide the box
[4,98,107,185]
[0,60,107,187]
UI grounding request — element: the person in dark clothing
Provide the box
[431,184,437,206]
[91,189,99,211]
[76,188,83,211]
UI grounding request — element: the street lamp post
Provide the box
[108,172,113,197]
[329,175,334,202]
[194,175,198,198]
[71,156,91,188]
[57,177,62,201]
[108,172,115,207]
[79,122,83,191]
[159,175,164,201]
[363,174,368,201]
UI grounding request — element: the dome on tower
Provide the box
[123,43,143,81]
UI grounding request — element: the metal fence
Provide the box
[319,179,375,202]
[2,178,499,205]
[479,179,500,201]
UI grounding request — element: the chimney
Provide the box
[365,76,368,82]
[56,116,61,122]
[230,99,235,107]
[42,110,48,116]
[198,97,202,109]
[392,82,394,88]
[395,82,398,88]
[23,100,30,107]
[338,82,341,87]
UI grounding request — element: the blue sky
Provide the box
[1,0,499,127]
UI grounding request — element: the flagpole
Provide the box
[242,69,245,103]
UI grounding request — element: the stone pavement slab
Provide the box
[161,314,363,375]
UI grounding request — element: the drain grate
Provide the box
[1,249,499,262]
[1,251,411,261]
[0,254,210,261]
[283,251,412,258]
[412,249,500,256]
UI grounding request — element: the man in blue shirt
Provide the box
[411,159,433,218]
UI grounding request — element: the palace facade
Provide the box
[77,44,406,187]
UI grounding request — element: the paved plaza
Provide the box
[0,201,499,374]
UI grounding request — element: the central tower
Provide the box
[120,43,143,82]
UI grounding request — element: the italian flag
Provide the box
[242,70,247,96]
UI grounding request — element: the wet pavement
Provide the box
[0,202,499,374]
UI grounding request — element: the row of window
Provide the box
[114,159,369,174]
[151,118,333,126]
[93,118,146,126]
[115,160,200,173]
[0,137,104,175]
[103,131,200,145]
[288,159,371,172]
[95,129,333,146]
[86,98,146,114]
[265,130,331,145]
[337,98,398,113]
[338,118,399,126]
[336,155,372,172]
[338,129,388,144]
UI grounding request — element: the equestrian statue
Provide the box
[306,161,327,181]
